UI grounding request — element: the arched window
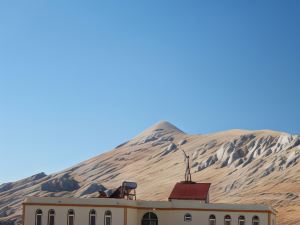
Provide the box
[238,216,245,225]
[48,209,55,225]
[104,210,112,225]
[184,213,192,222]
[67,209,75,225]
[252,216,260,225]
[89,210,96,225]
[35,209,43,225]
[141,212,158,225]
[224,215,231,225]
[209,215,216,225]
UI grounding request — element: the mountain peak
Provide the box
[152,120,183,131]
[146,120,184,133]
[133,121,184,141]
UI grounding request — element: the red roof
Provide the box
[168,182,211,201]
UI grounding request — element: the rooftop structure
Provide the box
[169,182,211,202]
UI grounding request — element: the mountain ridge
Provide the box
[1,121,300,225]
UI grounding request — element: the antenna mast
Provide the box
[180,148,192,182]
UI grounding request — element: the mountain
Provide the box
[1,121,300,225]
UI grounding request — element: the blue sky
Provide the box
[0,0,299,183]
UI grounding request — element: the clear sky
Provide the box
[0,0,299,183]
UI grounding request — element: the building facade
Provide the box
[22,195,276,225]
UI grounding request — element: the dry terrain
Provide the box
[1,121,300,225]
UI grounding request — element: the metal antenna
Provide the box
[180,147,192,182]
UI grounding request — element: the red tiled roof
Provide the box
[168,182,211,201]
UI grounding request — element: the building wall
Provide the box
[137,209,269,225]
[24,204,274,225]
[271,213,276,225]
[126,208,138,225]
[24,205,124,225]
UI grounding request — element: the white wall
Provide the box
[127,208,138,225]
[24,205,274,225]
[24,205,124,225]
[137,209,269,225]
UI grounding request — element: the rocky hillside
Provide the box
[1,121,300,225]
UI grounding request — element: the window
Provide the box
[224,215,231,225]
[104,210,112,225]
[252,216,260,225]
[141,212,158,225]
[209,215,216,225]
[184,213,192,222]
[89,210,96,225]
[35,209,43,225]
[48,209,55,225]
[67,209,75,225]
[238,216,245,225]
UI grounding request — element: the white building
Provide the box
[22,181,277,225]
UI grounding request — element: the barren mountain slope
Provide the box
[1,121,300,225]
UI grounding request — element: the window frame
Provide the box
[184,213,192,222]
[89,209,96,225]
[209,214,216,225]
[104,210,112,225]
[67,209,75,225]
[48,209,55,225]
[224,215,231,225]
[35,209,43,225]
[252,216,260,225]
[141,212,158,225]
[238,215,245,225]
